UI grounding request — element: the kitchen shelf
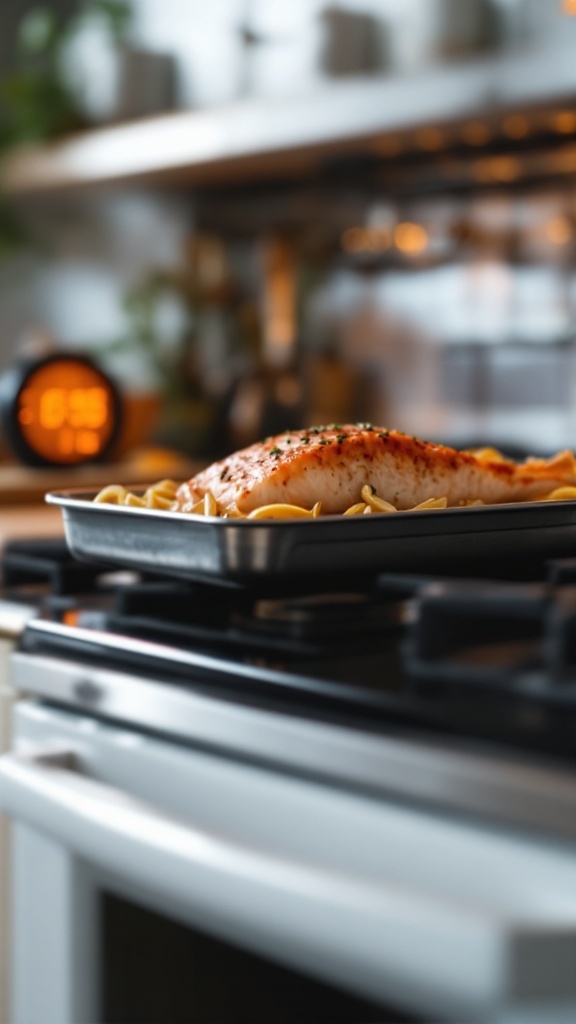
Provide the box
[4,39,576,196]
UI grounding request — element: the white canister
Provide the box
[388,0,500,73]
[62,16,175,123]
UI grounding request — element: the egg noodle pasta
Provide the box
[94,480,180,510]
[93,479,576,518]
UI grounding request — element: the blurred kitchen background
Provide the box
[3,0,576,467]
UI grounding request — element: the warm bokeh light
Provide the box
[503,115,529,140]
[415,128,445,152]
[343,219,430,257]
[461,121,491,146]
[545,215,573,245]
[472,156,520,183]
[275,375,302,407]
[341,227,367,252]
[372,135,403,158]
[262,238,296,362]
[551,145,576,172]
[341,226,391,253]
[552,111,576,134]
[16,360,117,464]
[563,0,576,15]
[394,222,429,255]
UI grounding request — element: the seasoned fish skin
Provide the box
[176,426,576,515]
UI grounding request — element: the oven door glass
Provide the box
[101,891,410,1024]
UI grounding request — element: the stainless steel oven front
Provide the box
[2,686,576,1024]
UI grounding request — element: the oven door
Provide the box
[0,630,27,1024]
[2,701,576,1024]
[0,647,16,1024]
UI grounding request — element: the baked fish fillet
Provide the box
[176,426,576,515]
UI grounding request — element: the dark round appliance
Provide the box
[0,353,122,467]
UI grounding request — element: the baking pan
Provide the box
[46,489,576,585]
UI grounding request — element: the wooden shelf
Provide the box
[4,40,576,196]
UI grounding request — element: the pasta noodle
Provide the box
[93,478,576,519]
[538,486,576,502]
[247,502,322,519]
[94,480,180,511]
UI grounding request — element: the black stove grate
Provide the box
[11,538,576,770]
[1,538,116,595]
[404,558,576,698]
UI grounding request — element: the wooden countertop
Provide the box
[0,451,203,545]
[0,453,200,506]
[0,504,64,545]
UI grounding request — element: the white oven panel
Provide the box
[1,700,576,1024]
[0,633,26,1024]
[0,676,14,1024]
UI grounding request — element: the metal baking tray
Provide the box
[47,489,576,585]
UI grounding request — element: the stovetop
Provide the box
[5,536,576,840]
[4,538,576,775]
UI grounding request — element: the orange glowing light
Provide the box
[16,359,117,464]
[461,121,490,146]
[552,111,576,134]
[394,222,429,256]
[563,0,576,15]
[545,215,573,245]
[76,430,101,455]
[503,115,529,140]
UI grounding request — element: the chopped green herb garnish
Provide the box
[319,438,331,445]
[300,436,310,444]
[307,424,337,434]
[336,433,349,444]
[269,446,282,456]
[378,430,389,439]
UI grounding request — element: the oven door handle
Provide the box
[2,747,576,1021]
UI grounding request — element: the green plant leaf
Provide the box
[18,7,61,56]
[1,72,83,142]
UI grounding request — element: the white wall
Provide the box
[0,190,193,387]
